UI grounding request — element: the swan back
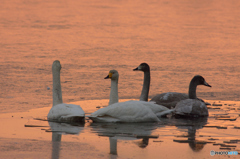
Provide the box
[89,101,160,123]
[150,92,188,109]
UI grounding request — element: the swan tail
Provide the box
[156,109,173,117]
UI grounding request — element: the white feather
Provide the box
[47,103,85,121]
[89,101,161,122]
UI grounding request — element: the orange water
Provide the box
[0,99,240,159]
[1,0,240,113]
[1,1,240,158]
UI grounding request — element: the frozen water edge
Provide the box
[0,99,240,159]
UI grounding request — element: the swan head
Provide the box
[133,63,150,72]
[104,70,119,80]
[52,60,62,72]
[191,75,211,87]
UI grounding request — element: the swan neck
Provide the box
[109,79,118,105]
[52,69,63,106]
[188,80,197,99]
[140,71,150,101]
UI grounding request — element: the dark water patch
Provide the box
[208,138,219,141]
[153,140,163,142]
[212,104,223,106]
[216,126,228,129]
[173,139,215,144]
[207,107,221,109]
[24,124,49,127]
[215,117,238,121]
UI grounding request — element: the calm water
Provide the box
[1,0,240,158]
[1,0,240,113]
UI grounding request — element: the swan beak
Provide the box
[133,67,138,71]
[104,75,109,79]
[104,73,112,79]
[133,66,140,71]
[204,81,211,87]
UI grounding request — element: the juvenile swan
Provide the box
[133,63,188,108]
[47,60,85,123]
[133,63,210,108]
[88,70,171,123]
[173,75,211,117]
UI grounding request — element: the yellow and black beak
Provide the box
[104,73,112,79]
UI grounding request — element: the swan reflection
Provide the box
[48,121,85,159]
[90,122,159,155]
[170,117,208,152]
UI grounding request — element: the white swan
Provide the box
[47,60,85,123]
[133,63,211,108]
[88,70,171,123]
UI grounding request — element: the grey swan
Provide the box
[173,75,211,117]
[133,63,211,109]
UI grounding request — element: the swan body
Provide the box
[173,99,209,117]
[89,100,161,122]
[47,60,85,123]
[89,70,171,123]
[150,92,188,109]
[47,103,85,122]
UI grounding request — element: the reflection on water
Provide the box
[52,132,61,159]
[48,121,85,159]
[1,99,240,158]
[90,122,159,155]
[170,117,208,152]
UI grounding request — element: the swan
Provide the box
[173,99,209,117]
[173,75,211,117]
[47,60,85,123]
[133,63,211,108]
[88,70,171,123]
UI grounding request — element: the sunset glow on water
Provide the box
[1,0,240,158]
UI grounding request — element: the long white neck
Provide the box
[52,69,63,106]
[109,79,118,105]
[140,71,150,101]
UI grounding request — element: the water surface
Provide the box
[1,0,240,158]
[1,0,240,113]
